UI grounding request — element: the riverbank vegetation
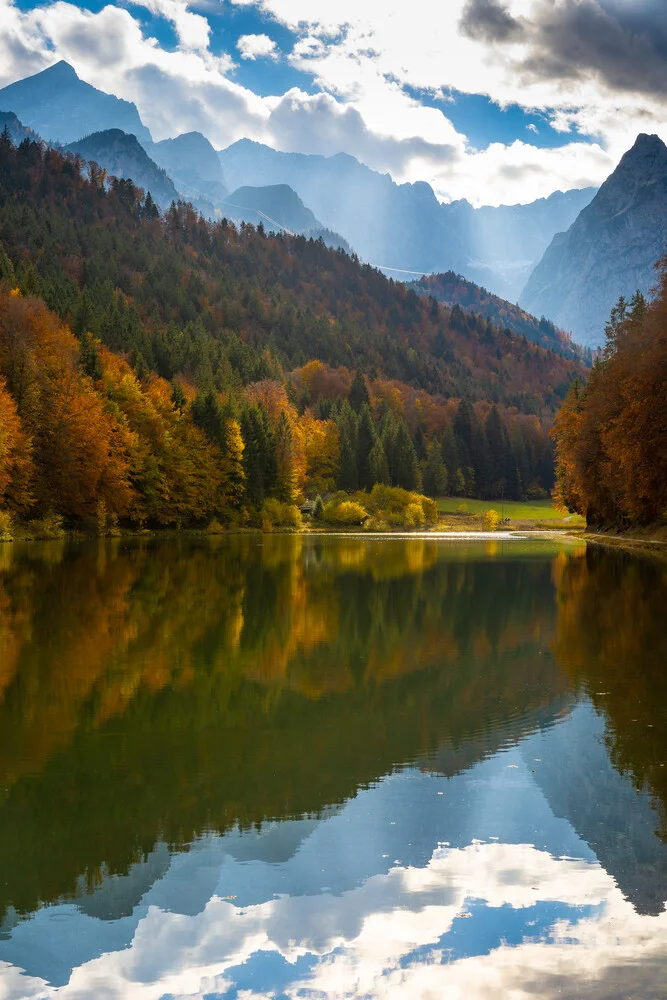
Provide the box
[0,134,586,532]
[552,260,667,531]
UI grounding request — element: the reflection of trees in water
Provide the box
[555,546,667,832]
[549,545,667,915]
[0,538,569,921]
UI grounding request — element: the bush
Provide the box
[363,484,439,528]
[323,499,368,525]
[0,510,13,541]
[484,509,500,531]
[262,498,302,530]
[205,518,225,535]
[27,511,65,539]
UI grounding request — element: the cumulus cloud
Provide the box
[236,33,278,61]
[459,0,524,44]
[0,0,666,205]
[9,841,667,999]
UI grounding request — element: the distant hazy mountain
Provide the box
[147,131,228,208]
[412,271,588,361]
[0,61,152,146]
[224,183,351,252]
[219,138,455,273]
[225,183,320,232]
[66,129,179,208]
[0,111,40,146]
[218,139,595,301]
[521,134,667,347]
[462,189,597,300]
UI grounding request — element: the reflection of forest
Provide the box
[0,537,571,921]
[550,546,667,913]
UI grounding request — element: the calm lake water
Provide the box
[1,535,667,999]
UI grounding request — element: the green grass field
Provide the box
[436,497,584,523]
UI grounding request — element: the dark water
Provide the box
[1,535,667,999]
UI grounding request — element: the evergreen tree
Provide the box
[348,369,370,412]
[357,403,377,490]
[441,425,459,484]
[422,439,448,497]
[368,436,390,485]
[336,400,359,490]
[192,390,227,451]
[275,411,298,502]
[389,419,422,491]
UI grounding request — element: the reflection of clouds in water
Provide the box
[7,842,667,1000]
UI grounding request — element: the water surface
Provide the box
[1,535,667,998]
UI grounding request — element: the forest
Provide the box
[552,258,667,528]
[0,132,585,528]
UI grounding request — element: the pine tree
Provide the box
[348,369,370,413]
[368,436,390,486]
[357,403,377,490]
[422,439,448,497]
[275,411,298,502]
[336,400,359,490]
[390,419,422,491]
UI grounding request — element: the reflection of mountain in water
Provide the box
[0,537,570,926]
[524,703,667,916]
[2,535,667,977]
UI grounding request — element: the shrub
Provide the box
[405,502,425,528]
[323,499,368,525]
[0,510,13,541]
[205,518,225,535]
[27,511,65,539]
[484,509,500,531]
[262,498,302,529]
[364,484,438,528]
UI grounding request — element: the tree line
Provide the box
[0,132,571,526]
[552,259,667,527]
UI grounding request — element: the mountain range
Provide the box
[2,60,666,349]
[66,129,180,208]
[218,138,596,300]
[521,133,667,346]
[0,60,152,146]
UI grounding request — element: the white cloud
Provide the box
[0,0,665,204]
[8,841,667,999]
[236,33,278,61]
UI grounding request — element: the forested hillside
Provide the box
[412,271,589,361]
[0,134,585,527]
[552,260,667,527]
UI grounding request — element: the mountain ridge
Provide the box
[0,61,152,145]
[66,129,180,208]
[520,133,667,347]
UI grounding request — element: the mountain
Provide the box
[0,61,152,146]
[0,134,583,413]
[462,189,597,299]
[521,134,667,347]
[219,138,460,275]
[0,111,41,146]
[66,129,179,208]
[147,131,228,207]
[222,183,351,251]
[225,183,321,232]
[218,139,595,300]
[412,271,589,361]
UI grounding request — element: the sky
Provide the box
[0,0,666,205]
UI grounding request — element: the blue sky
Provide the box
[0,0,665,205]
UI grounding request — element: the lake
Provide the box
[1,535,667,999]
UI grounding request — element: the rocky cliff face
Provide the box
[218,140,594,300]
[521,134,667,348]
[147,131,228,208]
[66,129,179,208]
[0,62,152,146]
